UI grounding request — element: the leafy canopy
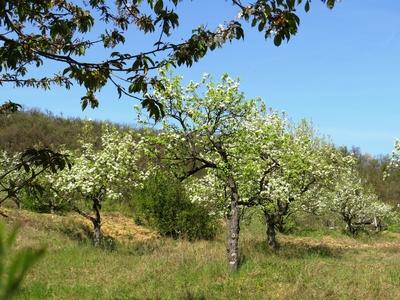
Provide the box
[0,0,337,119]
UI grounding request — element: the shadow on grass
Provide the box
[243,239,343,260]
[56,221,118,251]
[122,240,163,256]
[54,218,163,255]
[180,289,206,300]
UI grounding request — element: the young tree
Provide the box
[45,124,148,246]
[251,122,342,249]
[327,167,392,236]
[386,140,400,176]
[0,0,337,118]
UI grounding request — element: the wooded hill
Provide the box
[0,109,125,152]
[1,109,399,206]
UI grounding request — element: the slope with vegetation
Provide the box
[1,72,400,299]
[1,109,398,207]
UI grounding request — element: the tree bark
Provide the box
[92,219,101,247]
[91,192,103,247]
[373,217,382,232]
[227,178,240,273]
[13,197,20,209]
[74,189,104,247]
[264,212,278,250]
[345,218,356,237]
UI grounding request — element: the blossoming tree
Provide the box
[248,122,346,249]
[327,168,392,236]
[45,124,148,245]
[144,70,313,270]
[140,71,264,271]
[386,140,400,176]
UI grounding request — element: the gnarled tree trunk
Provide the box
[344,216,357,237]
[91,190,103,247]
[74,188,105,247]
[92,218,102,247]
[264,212,279,250]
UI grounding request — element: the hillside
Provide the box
[3,208,400,299]
[0,109,119,153]
[1,109,399,206]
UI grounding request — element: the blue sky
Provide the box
[2,0,400,155]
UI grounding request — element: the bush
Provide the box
[134,172,218,241]
[387,223,400,233]
[20,188,71,214]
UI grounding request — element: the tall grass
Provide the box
[5,209,400,299]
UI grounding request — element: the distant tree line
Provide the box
[0,109,125,152]
[339,146,400,207]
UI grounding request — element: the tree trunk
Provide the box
[91,192,102,247]
[373,217,382,232]
[13,197,20,209]
[92,220,101,247]
[345,218,356,237]
[264,212,278,250]
[227,178,240,273]
[275,215,285,233]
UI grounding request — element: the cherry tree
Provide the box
[143,70,310,270]
[0,0,337,118]
[0,148,70,215]
[248,122,345,249]
[386,139,400,176]
[327,165,393,236]
[140,71,264,271]
[45,124,148,245]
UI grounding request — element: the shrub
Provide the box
[134,172,218,241]
[20,188,72,214]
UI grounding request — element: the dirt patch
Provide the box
[83,213,158,243]
[1,208,158,243]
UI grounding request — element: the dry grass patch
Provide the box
[279,232,400,251]
[3,208,400,299]
[1,208,158,244]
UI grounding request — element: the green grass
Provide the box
[5,210,400,300]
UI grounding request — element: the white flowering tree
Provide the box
[246,122,346,249]
[183,116,348,250]
[386,139,400,180]
[46,124,148,246]
[142,71,256,271]
[367,201,395,232]
[144,70,308,271]
[389,140,400,168]
[326,166,393,236]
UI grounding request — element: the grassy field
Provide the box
[4,208,400,299]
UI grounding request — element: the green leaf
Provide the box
[258,21,266,32]
[305,1,310,12]
[0,224,45,299]
[154,0,163,14]
[274,34,282,46]
[141,96,165,121]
